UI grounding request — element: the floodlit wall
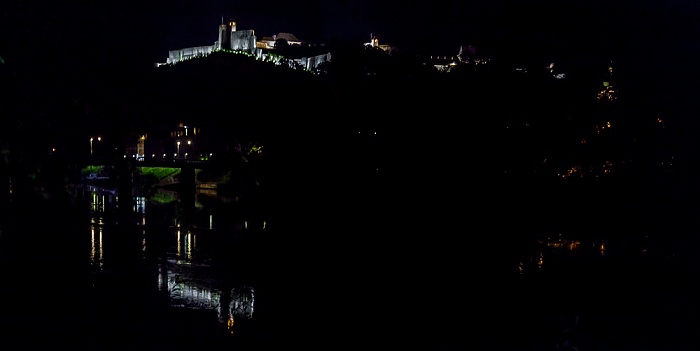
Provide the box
[292,52,332,71]
[230,29,257,53]
[297,52,332,71]
[167,45,216,64]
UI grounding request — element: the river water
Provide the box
[1,170,700,350]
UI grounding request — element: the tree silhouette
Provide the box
[274,38,289,54]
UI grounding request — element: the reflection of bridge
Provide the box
[90,158,217,191]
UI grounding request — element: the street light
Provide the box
[177,141,181,158]
[90,136,101,156]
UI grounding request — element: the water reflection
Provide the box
[89,187,114,213]
[514,230,649,280]
[176,227,195,262]
[90,218,104,271]
[226,286,255,333]
[158,262,220,310]
[70,181,668,348]
[134,196,146,214]
[156,262,255,334]
[78,185,263,336]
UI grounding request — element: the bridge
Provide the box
[90,157,216,172]
[131,157,212,169]
[85,157,221,207]
[131,158,212,190]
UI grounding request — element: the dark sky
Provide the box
[2,1,699,74]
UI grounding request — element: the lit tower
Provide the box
[217,18,236,50]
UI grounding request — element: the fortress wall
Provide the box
[167,45,216,64]
[297,52,332,71]
[230,30,256,53]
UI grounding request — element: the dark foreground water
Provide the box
[2,174,700,351]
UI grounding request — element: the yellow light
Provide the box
[228,315,235,333]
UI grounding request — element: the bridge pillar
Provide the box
[179,166,197,193]
[117,158,135,212]
[178,166,197,220]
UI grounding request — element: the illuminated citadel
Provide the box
[157,18,331,71]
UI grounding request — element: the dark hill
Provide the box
[142,51,333,141]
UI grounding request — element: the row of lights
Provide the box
[130,152,214,160]
[90,136,218,162]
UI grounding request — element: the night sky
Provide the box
[2,0,699,134]
[3,1,699,70]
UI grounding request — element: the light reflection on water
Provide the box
[515,231,647,279]
[80,186,260,334]
[89,218,104,271]
[73,183,670,346]
[156,262,255,333]
[176,227,195,262]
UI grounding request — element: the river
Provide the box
[1,168,700,350]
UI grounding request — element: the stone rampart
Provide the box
[167,45,216,64]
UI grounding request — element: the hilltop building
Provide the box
[258,33,302,49]
[157,18,331,72]
[364,34,398,55]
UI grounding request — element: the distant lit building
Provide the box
[123,120,260,163]
[257,32,303,49]
[430,56,458,72]
[156,17,331,72]
[364,34,398,54]
[428,44,490,73]
[596,60,618,102]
